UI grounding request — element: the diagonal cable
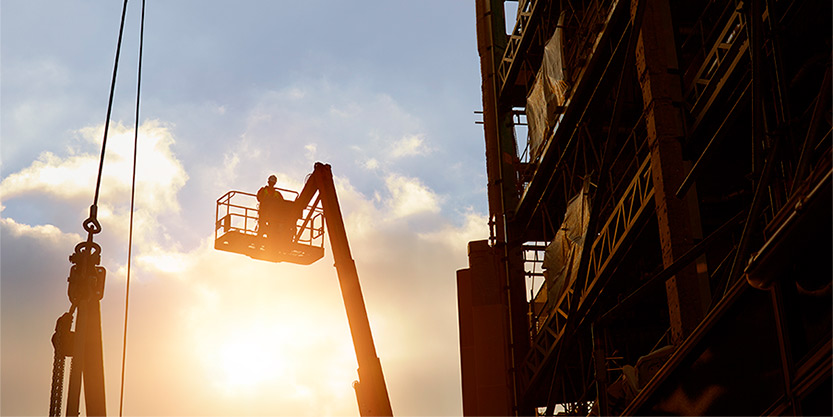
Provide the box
[119,0,146,415]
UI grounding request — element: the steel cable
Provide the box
[119,0,146,415]
[92,0,130,209]
[49,1,130,415]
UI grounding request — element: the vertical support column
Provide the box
[770,281,799,413]
[476,0,520,237]
[592,323,610,416]
[634,0,710,345]
[475,0,531,414]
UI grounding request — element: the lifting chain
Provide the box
[49,311,74,417]
[49,206,107,417]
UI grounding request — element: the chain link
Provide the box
[49,312,74,417]
[49,352,66,417]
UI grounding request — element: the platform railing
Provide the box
[215,190,324,249]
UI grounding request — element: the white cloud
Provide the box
[418,207,489,249]
[304,144,317,162]
[384,173,442,219]
[235,81,427,182]
[0,120,189,279]
[388,134,432,159]
[2,2,488,415]
[0,216,81,245]
[0,150,95,201]
[0,120,187,217]
[364,158,380,170]
[1,86,480,417]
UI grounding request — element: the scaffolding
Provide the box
[459,0,832,415]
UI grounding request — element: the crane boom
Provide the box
[215,162,393,416]
[299,163,393,416]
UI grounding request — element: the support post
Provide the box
[475,0,531,414]
[592,323,610,416]
[634,0,710,345]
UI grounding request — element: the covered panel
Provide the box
[525,11,570,160]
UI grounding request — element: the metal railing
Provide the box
[215,189,325,248]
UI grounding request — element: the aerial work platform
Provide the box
[214,190,325,264]
[213,164,395,416]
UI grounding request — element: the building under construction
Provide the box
[457,0,831,415]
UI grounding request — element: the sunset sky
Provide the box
[1,1,508,415]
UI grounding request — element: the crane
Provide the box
[214,162,394,416]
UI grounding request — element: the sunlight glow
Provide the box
[215,337,284,393]
[189,272,360,405]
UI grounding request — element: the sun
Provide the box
[206,326,288,395]
[217,337,284,392]
[185,268,362,410]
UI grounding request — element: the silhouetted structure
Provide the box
[458,0,831,414]
[216,163,393,416]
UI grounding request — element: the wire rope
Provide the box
[92,0,130,209]
[119,0,146,415]
[51,1,131,416]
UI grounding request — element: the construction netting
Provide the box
[542,180,591,310]
[526,11,570,161]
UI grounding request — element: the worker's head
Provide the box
[267,175,277,187]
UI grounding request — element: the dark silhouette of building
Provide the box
[458,0,831,414]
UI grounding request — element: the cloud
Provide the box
[0,120,188,261]
[229,80,428,185]
[418,207,489,249]
[364,158,380,170]
[0,216,81,246]
[2,2,490,414]
[384,174,442,219]
[1,86,485,417]
[0,150,96,201]
[388,134,432,159]
[1,120,187,217]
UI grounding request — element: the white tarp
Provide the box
[542,181,591,307]
[526,11,570,160]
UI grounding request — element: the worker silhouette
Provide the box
[257,175,294,247]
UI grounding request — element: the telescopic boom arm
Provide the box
[295,163,393,417]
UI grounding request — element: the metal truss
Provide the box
[521,154,655,390]
[498,0,543,98]
[684,2,748,131]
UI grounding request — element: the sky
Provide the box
[0,1,498,416]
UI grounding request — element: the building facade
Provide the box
[458,0,832,414]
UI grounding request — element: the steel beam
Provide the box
[497,0,547,99]
[635,0,710,345]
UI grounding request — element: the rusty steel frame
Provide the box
[683,3,749,130]
[475,0,534,413]
[521,154,654,391]
[498,0,545,98]
[514,0,631,227]
[467,0,830,415]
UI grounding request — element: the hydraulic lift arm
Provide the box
[294,163,394,416]
[215,162,393,415]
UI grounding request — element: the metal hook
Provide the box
[83,205,102,235]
